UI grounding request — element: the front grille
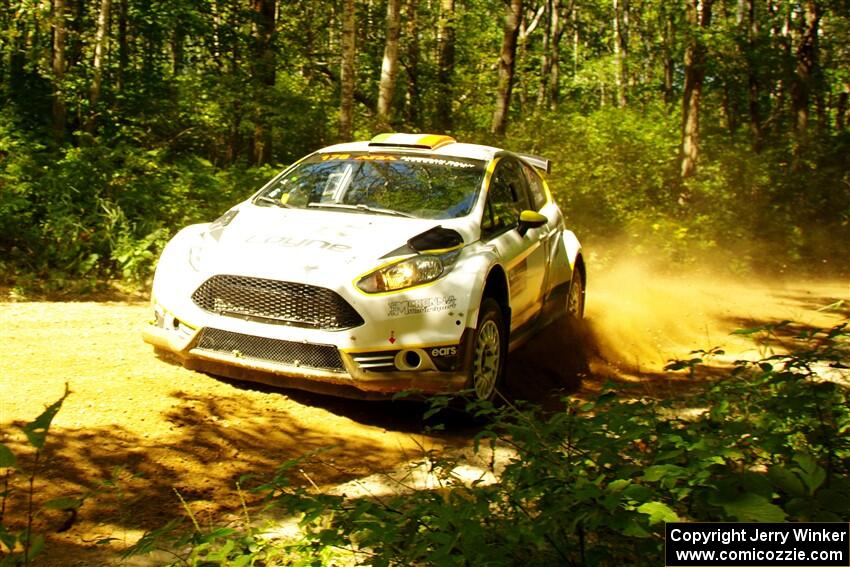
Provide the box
[192,275,363,330]
[194,328,345,371]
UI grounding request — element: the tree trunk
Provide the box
[67,0,86,69]
[404,0,421,128]
[537,0,564,110]
[836,88,848,131]
[117,0,127,92]
[662,5,673,106]
[172,19,185,75]
[721,79,736,133]
[339,0,355,142]
[251,0,275,166]
[376,0,402,130]
[491,0,523,137]
[680,0,713,180]
[537,0,551,108]
[9,18,26,96]
[52,0,68,143]
[86,0,111,134]
[548,0,563,110]
[791,0,821,140]
[435,0,455,132]
[741,0,762,151]
[613,0,627,107]
[572,3,579,77]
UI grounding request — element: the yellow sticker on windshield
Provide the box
[355,154,398,161]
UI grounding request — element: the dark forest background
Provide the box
[1,0,848,291]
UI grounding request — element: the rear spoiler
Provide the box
[517,153,552,175]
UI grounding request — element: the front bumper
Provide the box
[143,303,475,399]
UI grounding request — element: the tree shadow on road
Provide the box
[3,384,470,566]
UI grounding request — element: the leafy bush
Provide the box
[0,120,278,290]
[126,319,849,566]
[504,107,850,275]
[1,386,72,567]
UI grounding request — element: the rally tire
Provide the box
[470,298,507,402]
[566,269,585,320]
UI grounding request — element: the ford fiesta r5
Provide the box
[143,133,586,401]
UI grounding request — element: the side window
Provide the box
[481,159,530,240]
[521,163,547,211]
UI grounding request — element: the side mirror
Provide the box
[517,210,547,236]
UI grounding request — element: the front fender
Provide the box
[451,242,503,329]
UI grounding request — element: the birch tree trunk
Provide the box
[435,0,455,132]
[376,0,401,130]
[491,0,523,137]
[404,0,421,127]
[339,0,355,141]
[613,0,627,108]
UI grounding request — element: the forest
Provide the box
[0,0,847,291]
[1,2,849,565]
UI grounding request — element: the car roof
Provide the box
[315,133,552,174]
[317,134,500,162]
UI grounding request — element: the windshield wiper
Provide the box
[307,203,414,218]
[254,195,293,209]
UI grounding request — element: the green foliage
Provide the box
[0,111,278,289]
[1,0,850,287]
[126,320,849,566]
[504,105,850,274]
[0,386,71,567]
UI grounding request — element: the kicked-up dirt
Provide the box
[1,261,847,565]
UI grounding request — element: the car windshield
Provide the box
[254,152,486,219]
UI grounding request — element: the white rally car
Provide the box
[144,133,585,400]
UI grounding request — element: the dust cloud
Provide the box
[584,254,849,380]
[503,248,848,403]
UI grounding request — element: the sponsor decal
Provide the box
[509,259,527,294]
[431,346,458,357]
[400,156,477,169]
[243,235,351,252]
[354,154,398,161]
[388,296,457,317]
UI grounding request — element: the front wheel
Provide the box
[566,269,585,319]
[470,298,507,401]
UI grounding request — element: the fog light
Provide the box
[404,350,421,368]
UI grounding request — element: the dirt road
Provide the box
[1,264,847,565]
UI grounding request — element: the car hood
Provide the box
[195,204,475,285]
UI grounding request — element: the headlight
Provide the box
[357,252,458,293]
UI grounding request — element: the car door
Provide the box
[520,160,562,299]
[480,157,547,331]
